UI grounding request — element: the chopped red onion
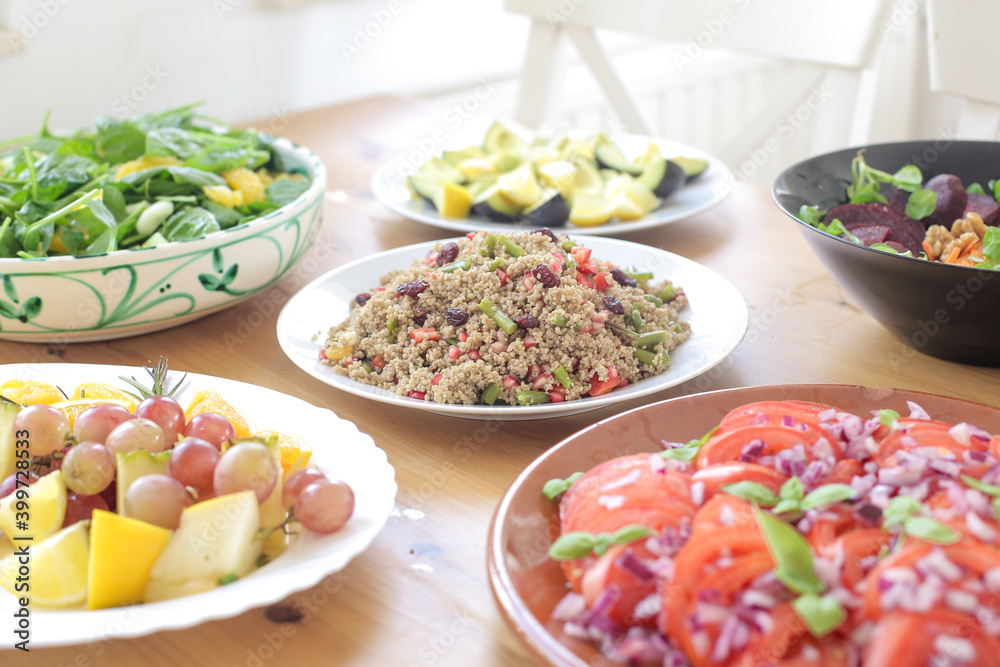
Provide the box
[898,479,931,501]
[863,459,879,474]
[811,438,835,460]
[710,615,745,662]
[907,401,931,421]
[563,621,589,639]
[750,413,769,426]
[966,488,993,518]
[738,439,766,462]
[801,457,835,487]
[814,549,845,589]
[753,610,775,635]
[632,594,661,620]
[933,635,977,663]
[597,494,626,510]
[719,504,736,527]
[801,644,821,660]
[691,481,705,507]
[850,473,877,497]
[616,550,655,583]
[851,621,873,646]
[600,468,642,492]
[584,584,622,626]
[948,423,972,448]
[967,422,992,442]
[899,434,919,449]
[964,450,990,463]
[648,453,667,474]
[741,589,777,609]
[983,464,1000,487]
[647,556,675,579]
[917,549,963,581]
[877,459,927,486]
[928,459,961,478]
[775,444,808,476]
[781,415,795,427]
[695,602,730,625]
[691,630,710,658]
[945,590,978,613]
[984,566,1000,592]
[961,578,985,593]
[552,592,587,620]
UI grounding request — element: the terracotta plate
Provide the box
[487,384,1000,666]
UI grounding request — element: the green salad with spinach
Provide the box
[0,103,310,259]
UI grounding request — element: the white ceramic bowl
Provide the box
[0,138,326,342]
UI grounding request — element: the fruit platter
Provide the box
[0,361,395,647]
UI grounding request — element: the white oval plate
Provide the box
[371,133,733,236]
[0,362,396,649]
[277,236,748,420]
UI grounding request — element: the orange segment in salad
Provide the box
[0,379,63,405]
[185,388,253,437]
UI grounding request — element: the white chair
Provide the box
[504,0,914,168]
[926,0,1000,139]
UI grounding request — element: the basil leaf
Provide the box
[892,165,923,192]
[266,178,310,207]
[753,507,824,595]
[661,427,716,462]
[903,516,961,545]
[968,182,985,194]
[611,524,655,545]
[542,472,583,501]
[593,532,613,557]
[883,496,922,527]
[548,531,597,560]
[792,593,847,637]
[722,482,779,507]
[905,189,937,220]
[161,207,220,242]
[780,477,805,502]
[772,498,802,515]
[878,409,900,427]
[961,474,1000,497]
[801,484,856,511]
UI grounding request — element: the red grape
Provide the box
[62,492,109,527]
[182,413,236,450]
[124,474,192,529]
[74,403,133,445]
[135,395,185,446]
[213,442,278,503]
[168,438,220,498]
[105,418,168,455]
[282,467,326,510]
[295,480,355,534]
[13,405,71,456]
[61,441,116,495]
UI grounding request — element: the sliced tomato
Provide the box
[593,271,612,290]
[695,423,839,469]
[719,400,834,428]
[877,428,987,465]
[581,542,659,627]
[824,458,864,484]
[863,610,1000,667]
[409,327,439,344]
[837,528,891,590]
[571,246,592,264]
[575,271,595,289]
[691,462,787,500]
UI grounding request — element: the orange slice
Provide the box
[0,379,63,405]
[185,388,252,437]
[70,382,140,412]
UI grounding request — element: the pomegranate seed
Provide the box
[375,286,386,292]
[496,269,509,286]
[426,251,439,264]
[432,374,443,386]
[578,323,595,334]
[521,274,536,292]
[541,362,552,372]
[502,375,517,390]
[372,354,385,370]
[572,357,580,370]
[318,349,328,360]
[491,341,507,353]
[549,262,562,275]
[532,373,552,390]
[617,378,629,388]
[448,345,461,360]
[469,350,481,361]
[549,391,565,403]
[458,332,468,342]
[466,232,476,240]
[528,364,540,378]
[524,335,537,348]
[408,390,427,400]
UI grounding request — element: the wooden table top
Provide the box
[13,95,1000,666]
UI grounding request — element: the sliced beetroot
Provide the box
[884,186,911,209]
[825,202,925,254]
[964,192,1000,226]
[924,174,967,229]
[851,225,891,245]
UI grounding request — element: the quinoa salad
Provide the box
[321,229,691,406]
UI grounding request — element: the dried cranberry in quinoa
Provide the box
[323,231,690,406]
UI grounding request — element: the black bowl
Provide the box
[772,140,1000,367]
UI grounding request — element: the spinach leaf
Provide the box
[35,153,97,191]
[65,200,118,240]
[183,146,270,173]
[16,200,58,224]
[266,178,310,207]
[161,207,220,242]
[146,127,206,160]
[94,118,146,163]
[134,103,201,132]
[0,218,20,257]
[201,200,247,229]
[119,165,226,189]
[17,219,53,255]
[79,228,117,255]
[102,186,127,222]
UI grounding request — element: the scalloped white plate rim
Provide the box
[371,133,733,236]
[0,362,397,649]
[276,236,749,421]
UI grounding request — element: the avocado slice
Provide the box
[472,185,523,222]
[639,158,686,199]
[442,145,485,166]
[483,122,526,156]
[407,173,440,203]
[523,190,569,227]
[417,156,466,184]
[465,172,500,201]
[594,138,644,176]
[671,156,709,181]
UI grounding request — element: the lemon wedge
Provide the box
[569,194,615,227]
[498,163,541,207]
[0,520,89,607]
[0,470,67,544]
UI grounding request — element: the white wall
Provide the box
[0,0,528,134]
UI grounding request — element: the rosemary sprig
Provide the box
[118,356,187,399]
